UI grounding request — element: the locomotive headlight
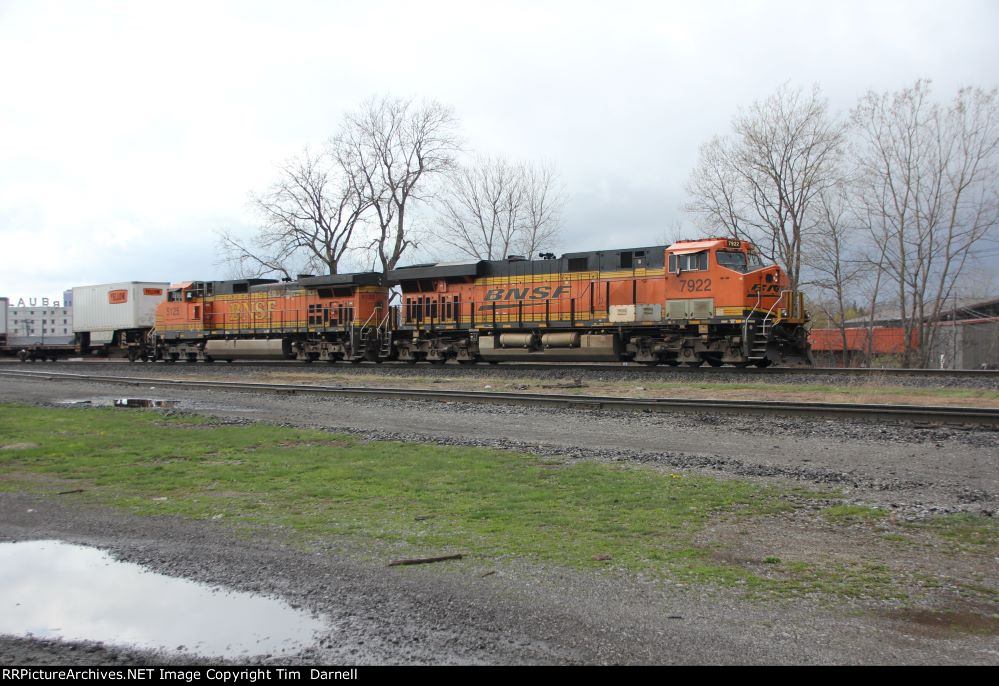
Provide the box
[781,309,788,317]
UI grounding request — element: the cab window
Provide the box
[716,251,748,273]
[668,251,708,273]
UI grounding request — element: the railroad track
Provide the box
[1,357,997,379]
[3,368,998,428]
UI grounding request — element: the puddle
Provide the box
[54,398,180,409]
[114,398,179,409]
[0,540,329,658]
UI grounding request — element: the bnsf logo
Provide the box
[748,283,782,296]
[483,286,571,302]
[229,300,277,321]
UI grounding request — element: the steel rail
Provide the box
[3,369,998,427]
[1,357,997,379]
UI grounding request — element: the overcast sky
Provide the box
[1,0,997,301]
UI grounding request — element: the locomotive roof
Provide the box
[297,272,383,288]
[667,238,749,253]
[173,273,383,295]
[246,272,383,293]
[389,260,486,281]
[389,245,668,283]
[211,278,280,295]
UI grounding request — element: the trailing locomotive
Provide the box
[389,238,810,367]
[153,273,390,363]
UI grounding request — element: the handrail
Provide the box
[376,309,391,336]
[763,291,785,328]
[358,310,377,338]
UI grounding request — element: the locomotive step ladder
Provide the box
[747,319,772,360]
[377,309,394,358]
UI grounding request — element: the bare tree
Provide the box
[433,157,563,260]
[334,96,461,275]
[218,148,370,278]
[686,84,846,291]
[516,161,564,258]
[851,81,999,367]
[803,184,864,366]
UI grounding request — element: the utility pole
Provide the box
[951,291,958,370]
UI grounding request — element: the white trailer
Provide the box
[72,282,168,340]
[71,282,168,360]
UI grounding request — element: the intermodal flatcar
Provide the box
[388,238,810,367]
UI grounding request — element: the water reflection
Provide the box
[0,540,329,658]
[114,398,179,408]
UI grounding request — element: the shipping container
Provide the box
[72,282,168,340]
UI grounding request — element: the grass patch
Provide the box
[0,404,797,580]
[774,560,908,600]
[904,513,999,547]
[1,403,990,602]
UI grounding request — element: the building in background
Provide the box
[809,296,999,369]
[6,301,74,345]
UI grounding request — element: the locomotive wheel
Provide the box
[684,360,703,368]
[128,348,139,363]
[705,356,723,367]
[754,358,773,368]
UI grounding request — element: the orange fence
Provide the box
[808,327,917,354]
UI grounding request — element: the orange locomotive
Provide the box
[153,273,390,363]
[388,238,811,367]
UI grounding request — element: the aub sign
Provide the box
[12,297,62,308]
